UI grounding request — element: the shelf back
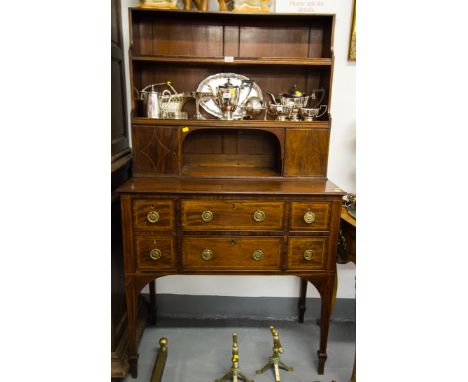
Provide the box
[130,10,334,59]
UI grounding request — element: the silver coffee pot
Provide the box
[140,83,172,119]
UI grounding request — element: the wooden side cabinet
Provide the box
[118,9,345,378]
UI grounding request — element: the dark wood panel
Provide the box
[284,129,330,177]
[111,0,120,45]
[111,0,130,161]
[132,127,180,175]
[239,24,310,58]
[181,200,285,230]
[182,236,282,270]
[152,21,223,57]
[111,197,126,350]
[111,59,129,157]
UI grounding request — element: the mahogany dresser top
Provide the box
[117,177,345,196]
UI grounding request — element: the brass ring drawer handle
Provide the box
[201,249,214,261]
[304,249,315,261]
[253,210,265,222]
[150,248,162,260]
[303,211,316,224]
[252,249,264,261]
[201,210,214,222]
[147,211,160,224]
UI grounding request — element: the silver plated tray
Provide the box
[196,73,263,120]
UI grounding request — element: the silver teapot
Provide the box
[268,85,326,121]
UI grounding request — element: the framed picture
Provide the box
[348,0,356,61]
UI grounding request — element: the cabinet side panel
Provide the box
[284,129,329,177]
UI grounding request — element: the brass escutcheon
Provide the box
[303,211,316,224]
[201,210,214,222]
[201,249,214,261]
[253,210,266,222]
[304,249,315,261]
[252,249,264,261]
[147,211,160,224]
[150,248,162,260]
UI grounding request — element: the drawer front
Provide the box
[183,236,282,270]
[287,237,328,270]
[290,202,331,231]
[182,200,285,230]
[133,199,174,230]
[135,235,176,270]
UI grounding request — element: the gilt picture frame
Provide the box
[348,0,356,61]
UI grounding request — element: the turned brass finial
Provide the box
[159,337,168,349]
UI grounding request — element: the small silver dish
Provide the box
[267,103,292,121]
[299,105,327,121]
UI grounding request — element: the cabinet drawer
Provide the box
[290,202,331,231]
[287,237,328,270]
[183,236,282,270]
[133,199,174,230]
[182,200,285,230]
[135,235,176,270]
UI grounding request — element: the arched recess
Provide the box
[181,128,283,177]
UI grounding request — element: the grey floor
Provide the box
[122,319,355,382]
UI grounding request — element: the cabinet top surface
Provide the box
[117,177,345,196]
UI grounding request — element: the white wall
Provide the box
[120,0,355,299]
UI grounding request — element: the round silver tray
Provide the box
[196,73,263,120]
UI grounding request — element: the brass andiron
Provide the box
[215,333,254,382]
[150,338,168,382]
[256,326,293,382]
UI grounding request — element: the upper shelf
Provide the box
[130,8,334,60]
[131,55,333,66]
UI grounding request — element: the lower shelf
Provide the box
[181,166,281,177]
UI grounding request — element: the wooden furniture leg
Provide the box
[148,280,157,326]
[311,270,339,326]
[298,278,307,323]
[125,276,139,378]
[306,275,335,375]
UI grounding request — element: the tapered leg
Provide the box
[298,278,307,323]
[305,275,335,374]
[148,280,157,326]
[125,277,139,378]
[317,275,335,375]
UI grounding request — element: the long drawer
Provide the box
[182,236,282,270]
[286,237,328,270]
[181,200,285,230]
[135,234,176,270]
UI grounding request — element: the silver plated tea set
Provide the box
[136,75,327,122]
